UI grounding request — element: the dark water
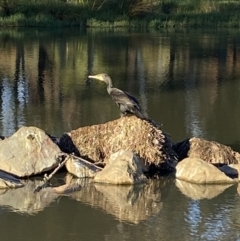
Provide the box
[0,28,240,241]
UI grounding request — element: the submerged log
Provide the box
[60,116,178,172]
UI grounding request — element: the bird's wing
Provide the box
[110,88,141,110]
[124,91,140,106]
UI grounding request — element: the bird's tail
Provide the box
[124,104,146,119]
[131,108,160,127]
[132,108,147,120]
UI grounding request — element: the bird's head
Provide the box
[88,73,111,85]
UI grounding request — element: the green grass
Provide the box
[0,13,85,27]
[0,0,240,28]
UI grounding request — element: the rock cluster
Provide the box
[0,117,240,193]
[0,116,176,188]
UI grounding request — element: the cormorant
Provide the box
[88,73,146,119]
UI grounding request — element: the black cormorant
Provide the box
[88,73,146,119]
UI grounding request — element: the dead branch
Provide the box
[34,153,70,193]
[34,153,102,193]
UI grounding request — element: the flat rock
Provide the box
[65,156,101,178]
[0,126,62,177]
[176,157,237,184]
[93,150,147,185]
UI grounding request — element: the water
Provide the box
[0,28,240,241]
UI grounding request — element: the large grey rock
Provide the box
[176,157,237,184]
[93,150,147,184]
[0,126,61,177]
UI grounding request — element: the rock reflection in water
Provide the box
[69,178,162,224]
[0,179,59,215]
[176,179,235,200]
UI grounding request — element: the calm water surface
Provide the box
[0,28,240,241]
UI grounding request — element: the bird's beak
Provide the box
[88,74,103,81]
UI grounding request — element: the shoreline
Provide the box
[0,15,240,29]
[0,1,240,29]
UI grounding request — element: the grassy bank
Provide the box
[0,0,240,28]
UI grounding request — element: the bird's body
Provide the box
[88,73,145,119]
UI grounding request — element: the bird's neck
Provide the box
[106,79,113,94]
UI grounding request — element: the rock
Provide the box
[229,163,240,176]
[57,133,80,156]
[0,170,24,189]
[60,116,178,173]
[176,179,234,200]
[173,137,240,164]
[176,157,237,184]
[0,126,62,177]
[106,149,148,172]
[65,155,102,178]
[93,150,147,184]
[218,165,238,178]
